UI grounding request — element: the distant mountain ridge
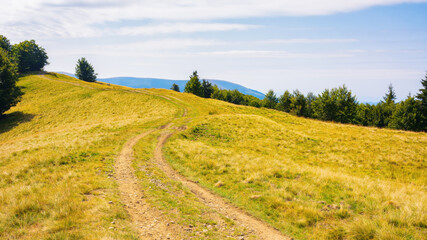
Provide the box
[58,72,265,99]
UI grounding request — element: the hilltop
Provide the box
[0,73,425,240]
[59,72,265,99]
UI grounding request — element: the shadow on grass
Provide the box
[0,111,35,134]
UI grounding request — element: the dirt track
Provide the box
[115,130,184,239]
[114,103,290,239]
[46,72,290,239]
[154,131,290,240]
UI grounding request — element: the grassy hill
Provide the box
[0,73,425,240]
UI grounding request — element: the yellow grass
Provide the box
[0,73,178,239]
[1,73,425,240]
[159,89,427,240]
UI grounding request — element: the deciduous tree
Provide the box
[12,40,48,72]
[0,49,22,115]
[0,35,12,53]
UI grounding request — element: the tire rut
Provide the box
[154,130,291,240]
[115,130,183,239]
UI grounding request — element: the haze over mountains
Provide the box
[59,72,265,99]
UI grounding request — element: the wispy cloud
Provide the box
[2,0,426,39]
[198,50,353,58]
[52,38,225,57]
[116,23,259,36]
[257,38,359,44]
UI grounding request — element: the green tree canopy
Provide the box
[290,90,307,116]
[277,90,292,112]
[416,72,427,130]
[0,49,22,115]
[383,84,397,104]
[202,79,214,98]
[388,96,423,131]
[312,85,358,123]
[12,40,48,73]
[262,90,278,109]
[171,83,180,92]
[75,57,97,82]
[184,71,203,97]
[0,35,12,52]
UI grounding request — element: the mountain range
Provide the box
[58,72,265,99]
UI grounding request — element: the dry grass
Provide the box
[132,130,256,239]
[1,74,425,240]
[160,89,427,240]
[0,73,178,239]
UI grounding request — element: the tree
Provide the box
[0,35,12,53]
[171,83,180,92]
[228,89,244,104]
[383,84,397,104]
[262,90,278,109]
[356,103,374,126]
[305,92,316,118]
[75,57,97,82]
[378,85,397,127]
[290,90,307,116]
[202,79,214,98]
[0,49,22,115]
[388,96,423,131]
[417,72,427,105]
[12,40,48,73]
[416,72,427,130]
[184,71,203,97]
[312,85,358,123]
[277,90,292,112]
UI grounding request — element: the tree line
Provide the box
[179,71,427,132]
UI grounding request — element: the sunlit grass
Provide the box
[162,89,427,240]
[133,130,256,239]
[1,74,425,239]
[0,73,178,239]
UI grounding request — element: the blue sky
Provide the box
[1,0,426,102]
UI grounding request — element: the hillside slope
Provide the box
[159,89,427,239]
[0,73,425,240]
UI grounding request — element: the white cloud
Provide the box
[116,23,259,36]
[1,0,426,39]
[257,39,359,44]
[198,50,353,58]
[49,38,224,57]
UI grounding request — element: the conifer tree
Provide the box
[416,72,427,130]
[171,83,180,92]
[202,79,214,98]
[75,57,97,82]
[184,71,203,97]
